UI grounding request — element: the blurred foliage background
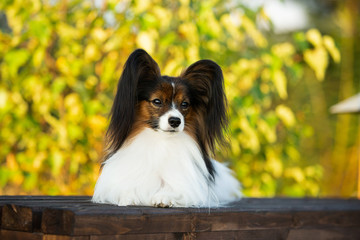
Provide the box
[0,0,359,197]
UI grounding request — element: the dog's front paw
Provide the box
[151,194,175,208]
[116,194,142,206]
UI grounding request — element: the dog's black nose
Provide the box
[168,117,181,128]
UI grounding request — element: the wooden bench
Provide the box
[1,196,360,239]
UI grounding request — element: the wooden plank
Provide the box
[287,228,360,240]
[195,212,293,232]
[0,229,89,240]
[196,211,360,232]
[39,208,340,235]
[0,197,92,208]
[291,211,360,228]
[41,205,360,236]
[0,205,2,228]
[2,204,40,232]
[0,196,91,207]
[42,234,89,240]
[3,228,360,240]
[223,198,360,212]
[38,197,360,218]
[194,229,290,240]
[41,203,192,235]
[2,196,360,238]
[1,199,93,232]
[195,228,360,240]
[88,230,290,240]
[42,207,192,235]
[0,229,43,240]
[90,233,178,240]
[0,196,91,229]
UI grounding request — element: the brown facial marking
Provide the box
[171,79,199,140]
[148,82,173,115]
[128,77,199,142]
[172,84,190,114]
[131,81,174,133]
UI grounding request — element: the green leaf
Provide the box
[4,49,30,77]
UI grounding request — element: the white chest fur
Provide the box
[92,128,241,207]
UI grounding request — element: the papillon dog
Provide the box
[92,49,241,207]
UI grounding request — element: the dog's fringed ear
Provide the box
[181,60,228,154]
[105,49,161,160]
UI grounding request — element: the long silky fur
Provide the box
[181,60,228,178]
[105,49,161,160]
[94,49,240,207]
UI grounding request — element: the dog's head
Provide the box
[105,49,228,165]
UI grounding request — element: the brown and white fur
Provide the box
[92,49,241,207]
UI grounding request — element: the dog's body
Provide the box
[92,49,241,207]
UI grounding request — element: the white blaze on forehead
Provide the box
[159,108,185,132]
[171,82,175,96]
[171,82,176,108]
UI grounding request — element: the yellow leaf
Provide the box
[271,42,295,59]
[323,35,341,63]
[103,35,122,52]
[260,83,270,94]
[206,40,221,52]
[0,88,8,109]
[241,15,267,48]
[56,56,70,75]
[186,46,199,62]
[33,152,47,170]
[64,93,83,121]
[304,165,323,178]
[265,147,283,178]
[178,6,190,21]
[272,70,287,99]
[261,68,271,81]
[91,28,109,44]
[33,47,45,67]
[304,47,328,81]
[136,31,156,55]
[204,12,222,37]
[57,22,81,40]
[85,43,101,61]
[85,75,98,89]
[276,104,296,127]
[6,153,18,170]
[179,0,189,5]
[5,6,23,35]
[258,119,276,143]
[286,146,300,161]
[230,140,241,156]
[224,73,237,101]
[238,117,260,153]
[238,74,254,92]
[306,28,322,47]
[13,172,24,186]
[285,167,305,183]
[11,92,28,116]
[259,7,270,22]
[51,150,64,176]
[134,0,151,13]
[73,150,87,164]
[162,59,178,76]
[32,0,41,13]
[88,115,107,133]
[178,23,199,45]
[153,7,172,29]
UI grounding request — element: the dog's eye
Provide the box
[181,101,189,109]
[152,99,162,107]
